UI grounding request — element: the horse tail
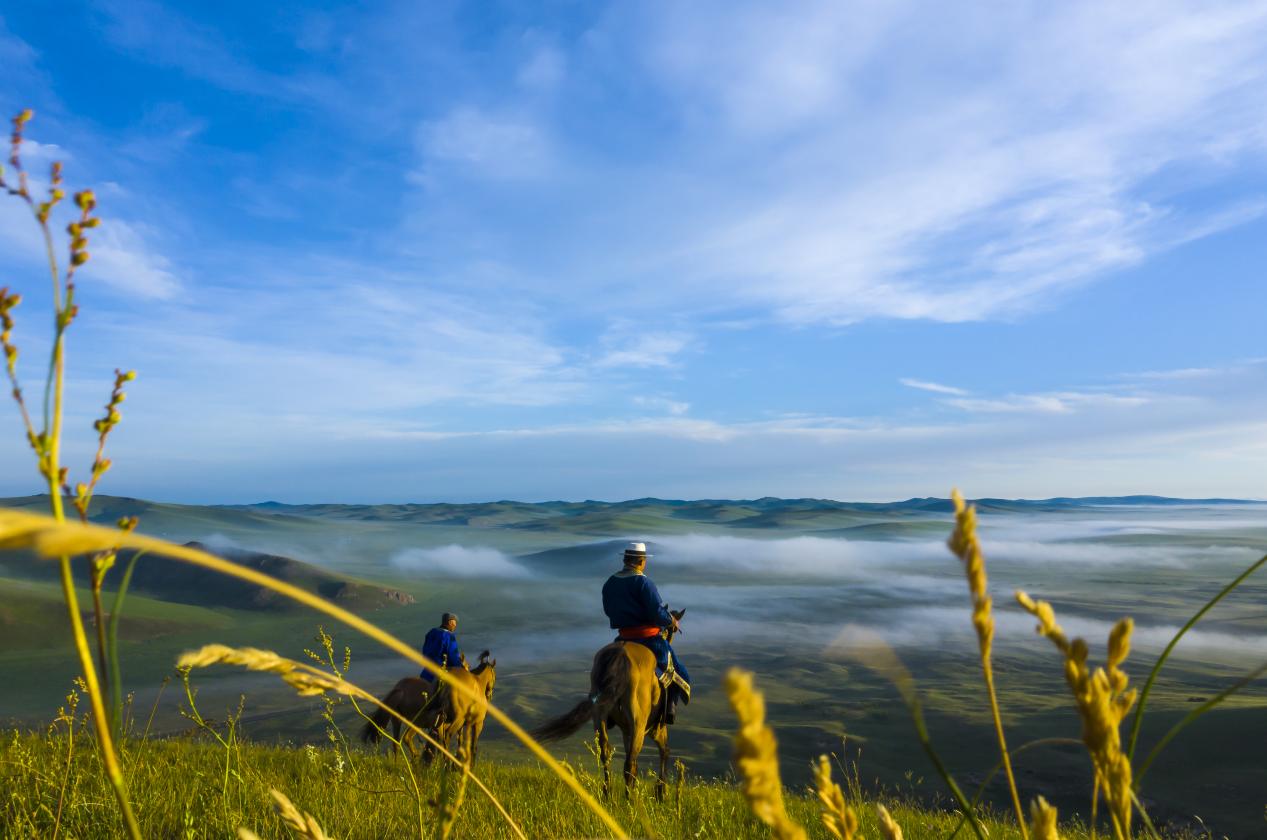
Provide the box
[361,686,401,744]
[532,645,627,743]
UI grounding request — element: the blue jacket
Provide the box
[420,626,462,680]
[602,569,673,630]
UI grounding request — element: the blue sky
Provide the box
[2,1,1267,503]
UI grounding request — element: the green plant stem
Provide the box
[107,550,143,739]
[55,553,142,839]
[91,578,111,708]
[45,314,140,839]
[980,657,1027,838]
[38,209,60,434]
[1134,659,1267,787]
[50,707,76,840]
[1127,553,1267,761]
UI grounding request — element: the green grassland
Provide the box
[0,732,1202,839]
[3,495,1266,836]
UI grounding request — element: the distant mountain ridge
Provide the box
[3,492,1261,526]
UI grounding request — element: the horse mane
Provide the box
[471,649,495,675]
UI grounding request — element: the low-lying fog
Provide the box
[363,505,1267,668]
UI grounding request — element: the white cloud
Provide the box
[83,218,180,300]
[390,545,528,578]
[418,107,551,181]
[594,331,691,369]
[599,1,1267,325]
[517,45,565,92]
[633,395,690,416]
[945,390,1150,414]
[900,378,968,396]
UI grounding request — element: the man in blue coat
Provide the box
[420,612,463,683]
[602,542,690,723]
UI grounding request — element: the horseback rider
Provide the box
[601,541,691,723]
[419,612,463,684]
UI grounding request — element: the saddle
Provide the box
[657,654,691,701]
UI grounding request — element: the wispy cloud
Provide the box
[594,330,691,369]
[4,4,1267,502]
[900,378,968,396]
[945,391,1150,415]
[633,395,690,416]
[417,107,553,182]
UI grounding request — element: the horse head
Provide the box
[667,608,686,643]
[476,649,496,697]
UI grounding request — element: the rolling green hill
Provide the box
[0,540,416,613]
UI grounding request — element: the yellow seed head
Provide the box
[1028,796,1060,840]
[725,668,807,840]
[813,754,858,840]
[1015,594,1136,834]
[875,803,904,840]
[270,789,334,840]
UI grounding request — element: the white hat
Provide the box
[623,541,652,560]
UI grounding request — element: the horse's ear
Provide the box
[478,649,491,664]
[490,658,496,668]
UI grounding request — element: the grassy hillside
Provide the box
[0,577,235,650]
[0,733,1192,839]
[0,540,416,612]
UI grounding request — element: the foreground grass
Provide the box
[2,731,1185,839]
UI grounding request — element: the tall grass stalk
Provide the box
[1125,553,1267,762]
[948,489,1028,837]
[1015,593,1138,839]
[2,109,142,839]
[48,687,80,840]
[0,507,626,838]
[724,667,807,840]
[106,549,144,738]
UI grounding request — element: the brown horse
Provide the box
[532,610,684,798]
[433,650,496,764]
[362,650,496,764]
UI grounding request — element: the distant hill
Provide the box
[2,493,1262,545]
[0,535,415,612]
[117,542,417,612]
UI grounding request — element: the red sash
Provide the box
[618,625,661,639]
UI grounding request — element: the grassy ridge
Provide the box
[1,732,1152,839]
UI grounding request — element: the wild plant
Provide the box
[0,108,141,838]
[812,753,859,840]
[49,683,81,840]
[304,626,359,778]
[237,788,335,840]
[949,488,1027,836]
[177,665,248,822]
[724,667,807,840]
[1014,591,1137,837]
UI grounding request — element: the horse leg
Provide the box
[623,716,647,795]
[596,718,614,799]
[654,722,670,801]
[468,717,485,766]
